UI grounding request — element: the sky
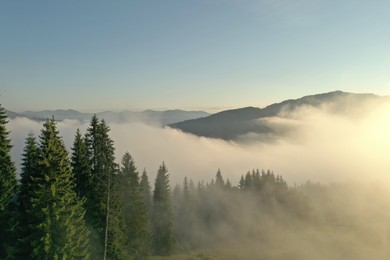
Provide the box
[1,0,390,112]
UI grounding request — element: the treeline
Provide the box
[0,104,311,259]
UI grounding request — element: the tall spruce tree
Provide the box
[140,169,152,214]
[119,152,150,259]
[0,104,18,258]
[84,116,123,259]
[152,163,175,255]
[140,168,152,251]
[244,171,253,191]
[83,115,102,257]
[25,118,90,259]
[71,128,92,198]
[18,132,40,258]
[106,172,128,259]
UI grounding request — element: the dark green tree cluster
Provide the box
[0,108,173,259]
[118,152,150,259]
[70,117,173,259]
[152,163,175,256]
[0,104,18,258]
[17,118,90,259]
[73,115,153,259]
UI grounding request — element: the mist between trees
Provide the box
[2,103,390,259]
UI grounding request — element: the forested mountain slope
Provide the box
[169,91,386,140]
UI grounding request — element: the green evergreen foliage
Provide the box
[18,133,40,258]
[84,115,123,259]
[0,104,18,259]
[0,104,17,212]
[106,172,128,259]
[71,128,92,198]
[119,152,150,259]
[23,118,90,259]
[140,169,152,214]
[152,163,175,256]
[82,115,104,256]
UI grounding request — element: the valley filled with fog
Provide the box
[9,93,390,186]
[5,93,390,259]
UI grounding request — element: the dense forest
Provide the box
[1,103,390,260]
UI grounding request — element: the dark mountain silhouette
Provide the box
[168,91,385,140]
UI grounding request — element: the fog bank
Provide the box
[7,100,390,259]
[8,100,390,185]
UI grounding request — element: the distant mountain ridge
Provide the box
[6,109,210,125]
[168,91,387,140]
[5,109,21,119]
[6,91,388,139]
[22,109,88,121]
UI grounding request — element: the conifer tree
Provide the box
[84,115,107,255]
[140,169,152,214]
[244,171,253,191]
[140,168,153,250]
[18,133,40,258]
[215,169,225,188]
[25,118,90,259]
[106,172,128,259]
[84,116,122,259]
[119,152,150,259]
[71,128,92,198]
[152,163,175,255]
[251,169,261,190]
[0,104,18,258]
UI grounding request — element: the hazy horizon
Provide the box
[8,94,390,187]
[5,90,389,115]
[7,105,225,114]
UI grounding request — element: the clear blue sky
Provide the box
[1,0,390,112]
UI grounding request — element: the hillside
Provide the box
[168,91,384,140]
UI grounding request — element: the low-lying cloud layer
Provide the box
[8,99,390,186]
[7,99,390,259]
